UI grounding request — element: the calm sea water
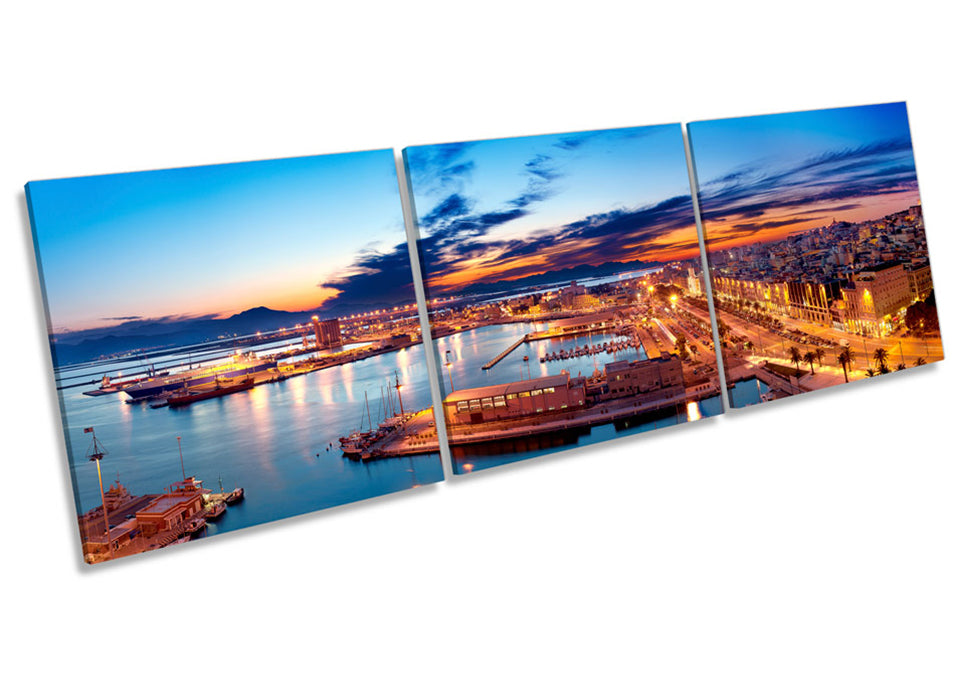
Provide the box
[54,320,765,532]
[55,340,444,540]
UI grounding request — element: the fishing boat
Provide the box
[205,501,226,520]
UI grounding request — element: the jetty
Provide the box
[339,407,440,462]
[633,326,663,360]
[481,335,529,370]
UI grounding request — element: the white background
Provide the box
[2,2,953,678]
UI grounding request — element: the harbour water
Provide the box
[436,322,648,391]
[53,318,768,534]
[55,339,444,541]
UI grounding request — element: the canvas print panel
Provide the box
[27,151,443,564]
[687,102,943,407]
[404,125,724,475]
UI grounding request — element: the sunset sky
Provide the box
[27,151,411,332]
[404,125,702,295]
[688,102,922,252]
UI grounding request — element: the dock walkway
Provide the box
[355,408,441,461]
[481,335,529,370]
[633,326,662,360]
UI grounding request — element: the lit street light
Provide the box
[445,350,455,392]
[85,426,113,561]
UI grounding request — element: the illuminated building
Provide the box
[603,353,685,403]
[686,267,702,297]
[841,262,912,336]
[445,373,586,425]
[311,317,342,348]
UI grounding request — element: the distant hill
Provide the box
[51,306,325,365]
[451,260,660,296]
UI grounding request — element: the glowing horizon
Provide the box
[688,102,921,255]
[28,151,413,333]
[405,124,702,296]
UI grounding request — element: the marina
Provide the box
[58,335,443,545]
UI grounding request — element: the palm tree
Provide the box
[674,333,688,360]
[915,356,927,366]
[803,349,816,375]
[837,346,855,383]
[814,347,826,367]
[789,345,802,373]
[866,368,877,377]
[873,347,890,374]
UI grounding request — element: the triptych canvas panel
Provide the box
[403,124,722,475]
[26,102,943,564]
[688,103,942,406]
[28,152,444,564]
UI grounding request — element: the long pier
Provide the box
[633,326,663,360]
[482,334,529,370]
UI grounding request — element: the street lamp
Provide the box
[85,427,114,562]
[444,350,454,392]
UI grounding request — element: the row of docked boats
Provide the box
[540,337,639,363]
[338,412,415,460]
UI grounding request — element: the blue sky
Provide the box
[28,151,410,331]
[687,102,921,250]
[404,125,702,294]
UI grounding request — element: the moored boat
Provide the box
[122,353,276,401]
[165,376,255,407]
[205,502,226,520]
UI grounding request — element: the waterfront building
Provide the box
[134,481,205,539]
[377,333,413,349]
[311,317,343,348]
[78,477,207,561]
[546,311,616,336]
[603,353,685,404]
[841,262,912,336]
[445,374,586,425]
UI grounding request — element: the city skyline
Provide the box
[689,102,941,408]
[404,125,703,296]
[28,150,411,332]
[688,102,921,253]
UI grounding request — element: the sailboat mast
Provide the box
[177,435,186,481]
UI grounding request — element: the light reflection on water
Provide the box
[55,339,443,538]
